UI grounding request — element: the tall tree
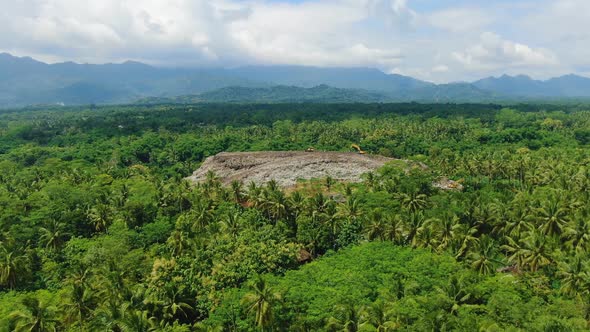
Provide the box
[326,302,362,332]
[360,301,399,332]
[9,296,59,332]
[39,220,69,251]
[0,244,31,289]
[241,276,281,331]
[537,198,569,237]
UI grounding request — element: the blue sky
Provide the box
[1,0,588,82]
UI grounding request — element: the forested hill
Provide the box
[138,84,504,104]
[137,85,393,104]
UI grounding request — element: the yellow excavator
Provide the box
[351,144,366,154]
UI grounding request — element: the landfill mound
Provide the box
[186,151,395,188]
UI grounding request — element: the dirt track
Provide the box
[186,151,394,188]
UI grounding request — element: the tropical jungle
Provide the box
[1,102,590,331]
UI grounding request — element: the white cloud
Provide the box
[0,0,587,82]
[0,0,412,69]
[452,32,558,70]
[428,8,494,32]
[367,0,417,30]
[0,0,235,63]
[432,65,449,73]
[518,0,590,72]
[229,0,383,66]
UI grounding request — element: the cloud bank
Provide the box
[0,0,587,82]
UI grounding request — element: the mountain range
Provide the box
[137,85,398,104]
[1,52,590,107]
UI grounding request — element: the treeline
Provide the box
[0,103,590,330]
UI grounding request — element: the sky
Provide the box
[1,0,588,82]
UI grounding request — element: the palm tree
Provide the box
[489,203,510,237]
[404,212,426,247]
[326,302,362,332]
[563,217,590,253]
[113,183,130,208]
[247,181,262,206]
[466,236,502,275]
[414,219,437,250]
[175,180,193,212]
[39,220,69,251]
[471,202,499,234]
[288,191,305,219]
[230,180,244,204]
[360,301,399,332]
[217,189,232,205]
[203,170,221,193]
[338,196,361,221]
[0,244,30,289]
[266,179,280,193]
[325,176,336,191]
[221,211,242,240]
[96,261,132,306]
[190,199,213,234]
[503,231,553,272]
[309,192,329,214]
[434,213,460,252]
[362,172,378,191]
[264,190,288,222]
[323,204,342,247]
[297,213,327,258]
[436,276,472,315]
[159,286,194,323]
[119,308,157,332]
[501,236,526,271]
[505,205,533,239]
[344,183,354,197]
[557,256,590,298]
[537,198,569,237]
[383,214,405,245]
[62,268,97,327]
[365,209,386,241]
[86,203,112,233]
[397,192,429,214]
[241,276,281,331]
[167,229,194,257]
[91,299,125,331]
[193,321,225,332]
[452,224,478,260]
[9,296,59,332]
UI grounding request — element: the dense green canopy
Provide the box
[0,102,590,331]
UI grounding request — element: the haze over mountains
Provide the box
[1,53,590,107]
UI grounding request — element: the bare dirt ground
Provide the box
[186,151,395,188]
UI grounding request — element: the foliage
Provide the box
[0,103,589,330]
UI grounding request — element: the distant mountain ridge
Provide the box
[195,84,498,103]
[225,66,432,92]
[137,85,394,104]
[474,74,590,97]
[1,52,590,107]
